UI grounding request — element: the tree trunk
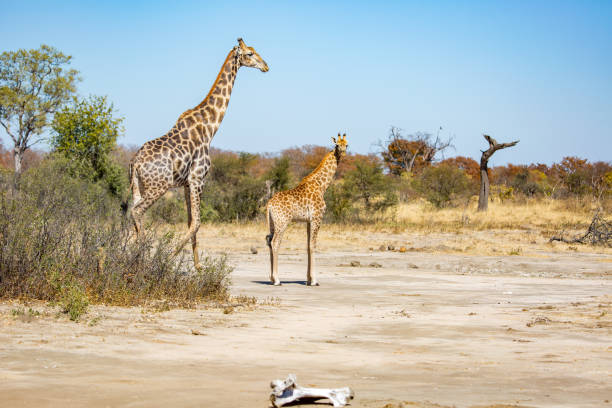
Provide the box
[478,167,490,211]
[13,147,24,177]
[477,135,519,212]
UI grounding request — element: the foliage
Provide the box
[51,95,127,197]
[325,183,353,222]
[0,44,79,174]
[0,157,232,307]
[414,164,472,208]
[148,191,187,224]
[59,281,89,321]
[439,156,480,180]
[507,168,543,197]
[325,158,398,222]
[491,157,612,199]
[381,127,452,175]
[552,156,591,195]
[0,140,43,172]
[200,151,267,222]
[265,156,291,192]
[280,144,329,179]
[344,160,398,211]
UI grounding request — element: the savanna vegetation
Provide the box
[1,45,611,319]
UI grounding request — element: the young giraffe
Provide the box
[130,38,268,269]
[266,133,348,286]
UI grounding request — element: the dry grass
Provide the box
[394,197,600,232]
[191,197,611,258]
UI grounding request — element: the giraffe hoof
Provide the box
[194,263,202,271]
[272,281,282,286]
[307,281,320,286]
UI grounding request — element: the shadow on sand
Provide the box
[251,280,308,286]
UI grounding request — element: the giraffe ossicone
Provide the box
[266,133,348,286]
[129,38,269,269]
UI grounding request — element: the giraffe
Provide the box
[130,38,268,269]
[265,133,348,286]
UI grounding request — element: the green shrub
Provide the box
[414,164,472,208]
[59,281,89,321]
[200,152,267,222]
[265,156,291,192]
[511,169,545,197]
[324,161,398,223]
[50,95,128,198]
[148,192,186,224]
[325,183,352,222]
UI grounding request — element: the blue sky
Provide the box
[1,1,611,165]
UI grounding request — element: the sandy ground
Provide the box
[1,227,611,408]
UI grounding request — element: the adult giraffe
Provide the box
[130,38,268,269]
[266,133,348,286]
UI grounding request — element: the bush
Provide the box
[325,160,398,223]
[50,95,128,198]
[511,169,545,197]
[0,158,232,307]
[148,191,186,224]
[414,164,472,208]
[59,282,89,321]
[200,152,267,222]
[265,156,291,193]
[325,183,352,222]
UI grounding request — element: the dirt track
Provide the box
[1,231,611,408]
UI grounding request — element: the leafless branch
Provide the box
[550,211,611,247]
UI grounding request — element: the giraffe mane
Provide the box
[297,151,335,186]
[179,49,236,119]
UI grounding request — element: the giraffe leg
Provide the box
[131,187,165,237]
[176,183,202,269]
[307,219,321,286]
[267,212,276,283]
[269,221,285,286]
[130,171,144,236]
[184,185,200,269]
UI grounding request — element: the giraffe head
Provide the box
[235,38,269,72]
[332,133,348,158]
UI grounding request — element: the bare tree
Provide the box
[381,126,453,175]
[478,134,519,211]
[421,127,454,165]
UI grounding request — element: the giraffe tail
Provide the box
[123,162,141,215]
[128,162,134,192]
[120,162,135,215]
[265,203,273,247]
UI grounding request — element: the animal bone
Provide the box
[270,374,354,407]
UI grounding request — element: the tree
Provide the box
[281,144,329,179]
[415,164,471,208]
[439,156,480,180]
[50,95,126,196]
[265,156,291,193]
[382,126,453,175]
[478,134,519,211]
[343,159,398,213]
[199,150,268,222]
[0,45,79,176]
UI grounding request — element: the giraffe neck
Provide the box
[300,151,338,192]
[192,48,240,139]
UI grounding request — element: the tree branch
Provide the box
[0,119,17,143]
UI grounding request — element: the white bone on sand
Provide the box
[270,374,354,407]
